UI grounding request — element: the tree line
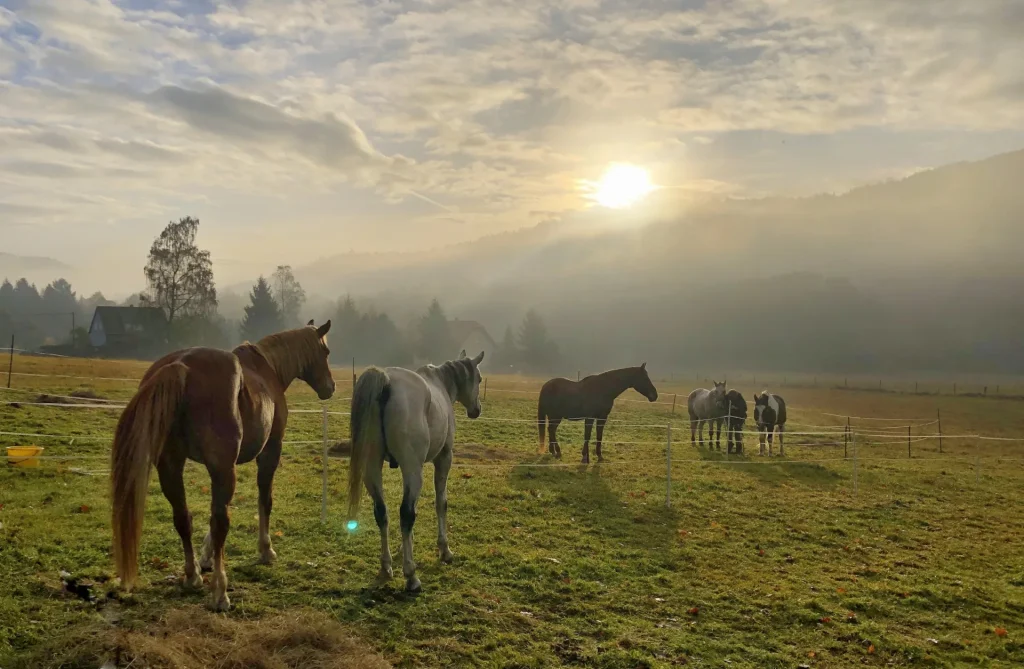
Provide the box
[4,216,564,371]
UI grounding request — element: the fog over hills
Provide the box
[272,149,1024,375]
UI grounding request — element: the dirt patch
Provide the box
[455,442,519,462]
[33,389,108,405]
[328,440,351,457]
[12,605,391,669]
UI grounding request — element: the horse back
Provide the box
[539,377,608,419]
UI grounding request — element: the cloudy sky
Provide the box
[2,0,1023,294]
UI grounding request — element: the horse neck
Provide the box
[591,368,636,400]
[253,332,309,390]
[429,363,460,402]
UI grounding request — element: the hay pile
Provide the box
[14,606,391,669]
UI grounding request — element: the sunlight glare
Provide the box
[588,163,656,209]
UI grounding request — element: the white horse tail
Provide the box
[348,366,391,521]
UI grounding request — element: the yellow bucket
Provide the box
[6,446,44,467]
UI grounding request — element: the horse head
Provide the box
[632,362,659,402]
[302,319,336,400]
[456,351,485,419]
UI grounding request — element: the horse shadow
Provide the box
[695,445,844,489]
[506,458,681,555]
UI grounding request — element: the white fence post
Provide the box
[665,423,672,507]
[321,405,329,524]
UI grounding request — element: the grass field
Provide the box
[3,354,1024,667]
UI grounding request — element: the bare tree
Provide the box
[272,265,306,327]
[143,216,217,323]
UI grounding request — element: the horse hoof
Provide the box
[184,571,204,589]
[376,567,394,584]
[439,549,455,564]
[210,593,231,612]
[406,577,422,593]
[258,547,277,565]
[581,458,589,465]
[596,456,604,463]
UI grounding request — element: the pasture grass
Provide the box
[2,355,1024,667]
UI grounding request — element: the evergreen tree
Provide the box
[518,309,559,371]
[496,325,519,369]
[333,294,361,364]
[240,277,283,342]
[417,298,455,362]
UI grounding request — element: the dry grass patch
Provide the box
[13,606,391,669]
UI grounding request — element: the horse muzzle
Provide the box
[647,391,659,402]
[467,405,481,419]
[317,381,336,400]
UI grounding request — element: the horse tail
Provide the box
[348,366,391,521]
[111,362,187,589]
[537,401,546,450]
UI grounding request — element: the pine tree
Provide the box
[496,325,519,369]
[240,277,283,342]
[518,309,559,371]
[417,298,455,362]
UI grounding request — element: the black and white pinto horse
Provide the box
[724,389,747,454]
[688,381,727,448]
[753,391,787,456]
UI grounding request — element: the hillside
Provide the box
[282,148,1024,374]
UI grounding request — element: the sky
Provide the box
[1,0,1023,295]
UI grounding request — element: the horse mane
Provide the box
[251,327,324,383]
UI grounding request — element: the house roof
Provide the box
[90,306,168,337]
[448,319,495,347]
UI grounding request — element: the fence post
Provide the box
[577,370,580,381]
[321,405,329,524]
[907,425,912,458]
[852,431,858,500]
[671,393,677,415]
[844,416,850,458]
[6,334,12,389]
[352,357,356,386]
[975,445,980,489]
[937,409,943,454]
[727,401,733,454]
[665,424,672,507]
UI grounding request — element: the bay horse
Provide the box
[754,391,788,456]
[347,351,484,593]
[111,320,335,611]
[688,382,726,448]
[537,364,659,464]
[723,389,747,454]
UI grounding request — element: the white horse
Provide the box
[688,381,727,448]
[347,351,484,592]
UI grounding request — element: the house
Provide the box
[88,306,168,356]
[448,319,496,363]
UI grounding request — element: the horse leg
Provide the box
[549,418,562,458]
[714,418,722,451]
[778,424,785,457]
[537,414,547,455]
[365,459,392,583]
[767,427,775,457]
[156,448,202,589]
[206,463,236,611]
[698,418,706,447]
[595,417,607,462]
[399,467,424,593]
[256,438,282,565]
[582,418,593,465]
[434,445,454,563]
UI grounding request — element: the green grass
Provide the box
[3,355,1024,667]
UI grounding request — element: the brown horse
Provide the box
[537,364,659,464]
[111,321,335,611]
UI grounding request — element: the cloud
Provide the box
[1,0,1023,294]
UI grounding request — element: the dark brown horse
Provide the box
[537,364,659,464]
[111,321,334,610]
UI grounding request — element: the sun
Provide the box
[585,163,656,209]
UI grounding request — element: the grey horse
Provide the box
[687,381,727,448]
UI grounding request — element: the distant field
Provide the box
[3,354,1024,667]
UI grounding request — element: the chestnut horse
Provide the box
[111,321,335,610]
[537,364,659,464]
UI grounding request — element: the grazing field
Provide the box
[3,354,1024,667]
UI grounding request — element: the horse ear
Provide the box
[316,320,331,337]
[307,319,315,326]
[641,362,647,370]
[473,350,485,365]
[460,349,467,359]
